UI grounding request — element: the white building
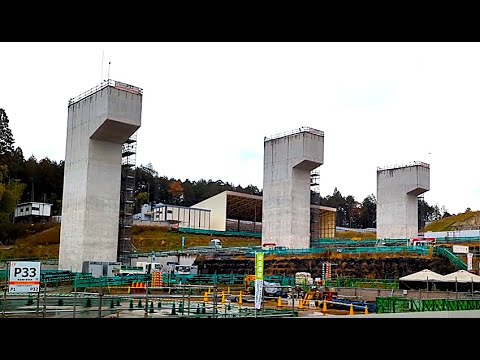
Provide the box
[134,203,211,230]
[192,190,336,239]
[14,202,52,222]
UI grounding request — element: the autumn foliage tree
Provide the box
[168,181,184,205]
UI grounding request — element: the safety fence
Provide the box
[0,268,422,291]
[311,238,404,247]
[376,296,480,314]
[177,227,261,238]
[0,269,78,284]
[73,274,151,290]
[72,273,405,290]
[72,273,295,289]
[246,246,430,257]
[325,278,399,289]
[1,272,401,299]
[312,236,480,247]
[0,289,298,318]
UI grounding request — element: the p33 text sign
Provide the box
[8,261,41,293]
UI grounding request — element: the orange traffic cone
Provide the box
[322,299,327,312]
[349,304,354,315]
[277,297,282,307]
[364,305,368,315]
[203,291,208,302]
[238,291,243,305]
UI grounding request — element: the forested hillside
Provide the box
[0,107,464,244]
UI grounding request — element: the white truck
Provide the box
[174,264,198,275]
[136,261,163,274]
[208,239,222,249]
[114,262,164,276]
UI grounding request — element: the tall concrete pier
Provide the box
[262,127,324,249]
[58,80,142,272]
[376,162,430,240]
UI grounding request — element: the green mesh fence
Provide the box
[177,227,261,238]
[246,246,430,257]
[161,274,295,286]
[376,297,480,313]
[325,278,399,289]
[74,274,152,289]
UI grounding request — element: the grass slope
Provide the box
[0,224,60,260]
[9,211,477,261]
[423,211,480,232]
[131,225,260,253]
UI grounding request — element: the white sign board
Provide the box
[8,261,41,293]
[254,280,264,310]
[467,253,473,271]
[453,245,469,254]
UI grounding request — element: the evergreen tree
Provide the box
[0,109,14,155]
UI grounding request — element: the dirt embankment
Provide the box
[194,254,457,279]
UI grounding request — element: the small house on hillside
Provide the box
[14,202,52,223]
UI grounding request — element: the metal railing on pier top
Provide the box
[377,161,430,172]
[68,79,143,106]
[264,126,324,142]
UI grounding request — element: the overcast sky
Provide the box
[0,42,478,214]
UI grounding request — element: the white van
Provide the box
[209,239,222,249]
